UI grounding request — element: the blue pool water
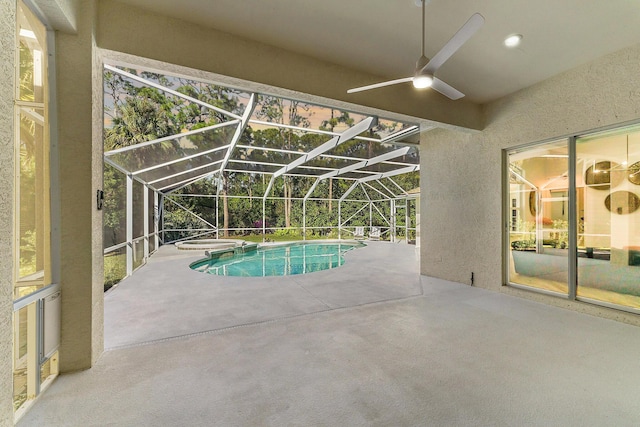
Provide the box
[190,242,364,277]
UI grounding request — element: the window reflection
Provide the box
[18,109,46,284]
[507,125,640,311]
[576,127,640,309]
[16,2,49,296]
[508,140,569,294]
[13,1,57,417]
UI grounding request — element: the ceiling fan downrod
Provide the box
[413,0,434,88]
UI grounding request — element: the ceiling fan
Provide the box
[347,1,484,100]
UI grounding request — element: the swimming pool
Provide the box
[190,241,364,277]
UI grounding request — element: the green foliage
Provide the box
[551,220,569,249]
[19,230,37,277]
[511,219,569,250]
[102,68,420,286]
[162,198,216,242]
[243,233,303,243]
[104,252,126,292]
[511,239,536,250]
[19,42,35,101]
[103,164,126,248]
[273,227,303,238]
[320,109,354,131]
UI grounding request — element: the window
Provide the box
[576,126,640,309]
[13,2,59,419]
[15,0,50,298]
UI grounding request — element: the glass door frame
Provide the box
[503,125,640,315]
[503,137,572,298]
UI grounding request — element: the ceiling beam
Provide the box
[387,177,409,196]
[318,146,410,180]
[273,116,375,178]
[105,64,242,120]
[380,125,420,143]
[249,119,380,142]
[374,179,399,198]
[104,121,237,156]
[131,144,230,176]
[159,169,219,193]
[219,93,256,174]
[358,165,420,183]
[339,182,360,202]
[363,182,392,200]
[303,179,323,203]
[148,160,224,186]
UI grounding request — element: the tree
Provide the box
[320,109,354,211]
[253,96,316,227]
[104,68,248,241]
[103,67,419,245]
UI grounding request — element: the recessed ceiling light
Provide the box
[504,34,523,48]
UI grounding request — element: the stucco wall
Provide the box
[56,0,103,372]
[0,1,15,424]
[33,0,79,33]
[420,43,640,325]
[91,33,104,365]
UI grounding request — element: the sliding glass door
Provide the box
[507,140,569,295]
[576,126,640,309]
[506,124,640,312]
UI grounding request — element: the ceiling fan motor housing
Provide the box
[415,55,430,71]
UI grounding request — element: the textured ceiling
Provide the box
[116,0,640,103]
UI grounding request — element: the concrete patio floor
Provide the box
[104,241,422,349]
[18,242,640,426]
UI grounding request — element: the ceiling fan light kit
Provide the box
[412,54,433,88]
[347,0,484,100]
[412,74,433,89]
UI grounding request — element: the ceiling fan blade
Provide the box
[347,77,413,94]
[422,13,485,75]
[431,77,465,100]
